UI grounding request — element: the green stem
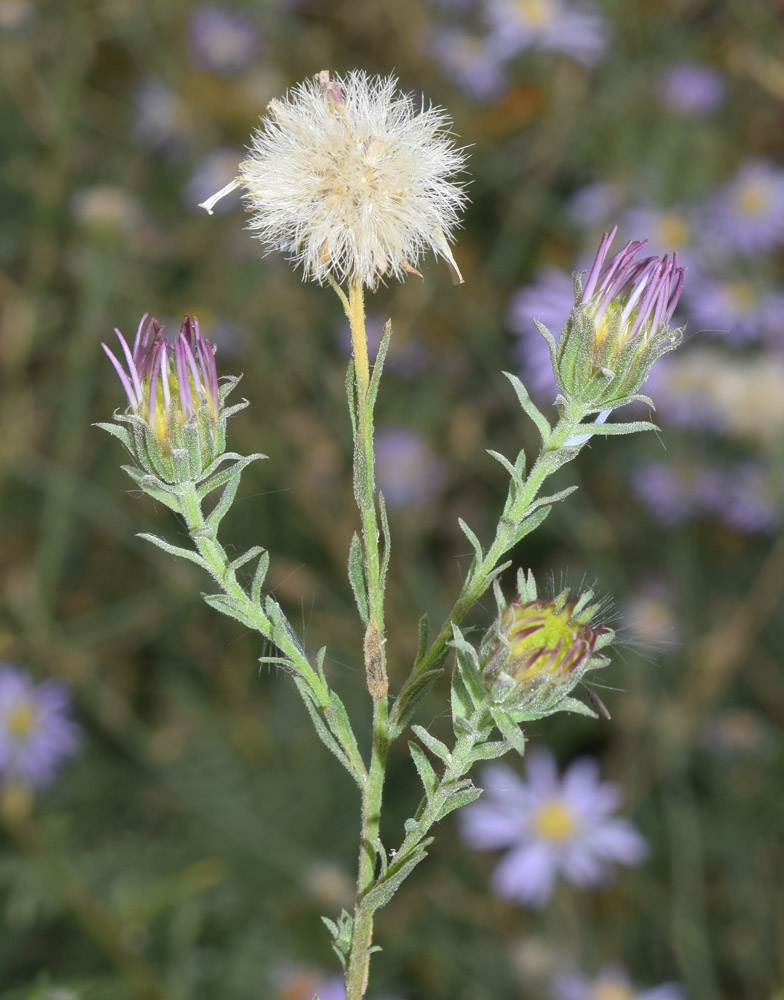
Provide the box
[337,279,391,999]
[389,403,586,732]
[174,481,370,787]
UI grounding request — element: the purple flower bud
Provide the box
[102,314,219,448]
[550,227,686,408]
[101,314,233,483]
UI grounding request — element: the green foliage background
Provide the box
[0,1,782,998]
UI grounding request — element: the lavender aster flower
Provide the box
[133,79,192,156]
[484,0,609,67]
[459,749,648,907]
[375,427,445,508]
[680,268,784,342]
[0,665,80,787]
[629,461,710,527]
[707,160,784,256]
[659,61,725,116]
[188,6,258,75]
[619,206,694,262]
[554,963,685,1000]
[428,28,509,101]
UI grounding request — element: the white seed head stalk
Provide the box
[200,70,469,289]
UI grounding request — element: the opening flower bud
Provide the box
[480,585,613,713]
[102,314,234,483]
[553,226,685,408]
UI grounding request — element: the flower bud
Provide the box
[552,226,685,408]
[102,314,236,483]
[480,581,613,713]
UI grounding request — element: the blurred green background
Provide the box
[1,0,783,998]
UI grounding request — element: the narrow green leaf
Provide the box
[250,549,270,607]
[206,470,242,532]
[227,545,264,576]
[450,669,474,736]
[392,666,445,736]
[502,370,552,444]
[580,419,659,436]
[325,691,363,769]
[196,452,265,499]
[120,467,181,511]
[490,708,526,754]
[202,594,257,631]
[434,785,482,822]
[347,532,369,625]
[367,319,392,412]
[361,841,433,913]
[410,725,451,764]
[295,680,352,774]
[486,449,517,478]
[345,359,358,439]
[416,613,430,663]
[408,741,439,799]
[469,740,510,761]
[526,485,578,514]
[137,532,204,566]
[95,419,132,446]
[378,491,391,585]
[457,518,484,562]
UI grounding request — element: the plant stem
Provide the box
[389,404,585,732]
[339,279,391,999]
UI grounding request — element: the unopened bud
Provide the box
[480,583,613,712]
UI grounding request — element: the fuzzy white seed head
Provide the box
[227,70,469,288]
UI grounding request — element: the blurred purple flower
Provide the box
[0,665,80,787]
[188,6,259,75]
[375,428,445,509]
[336,316,429,379]
[185,148,244,214]
[310,976,404,1000]
[630,461,709,527]
[659,61,725,116]
[702,465,779,535]
[631,460,779,534]
[507,266,573,401]
[619,206,694,263]
[484,0,609,67]
[705,160,784,256]
[134,79,193,156]
[459,750,648,908]
[428,27,509,100]
[554,964,685,1000]
[567,182,624,228]
[680,269,784,342]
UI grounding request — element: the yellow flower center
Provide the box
[504,600,589,681]
[590,985,635,1000]
[6,701,36,739]
[517,0,554,26]
[532,798,576,840]
[735,180,770,217]
[655,212,690,248]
